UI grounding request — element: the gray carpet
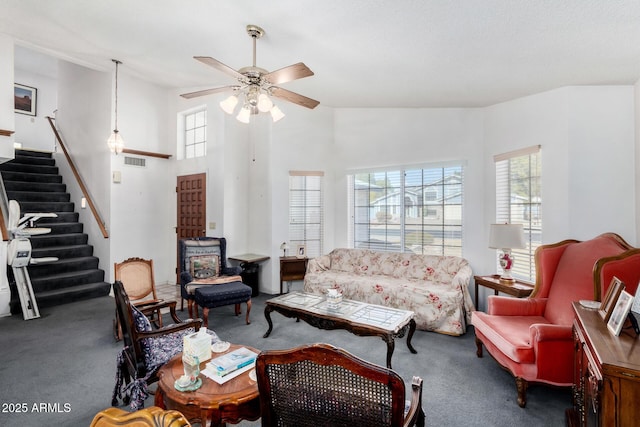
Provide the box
[0,290,570,426]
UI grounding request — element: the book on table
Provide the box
[207,347,258,377]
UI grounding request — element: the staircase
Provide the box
[0,149,110,314]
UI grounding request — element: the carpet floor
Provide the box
[0,286,570,426]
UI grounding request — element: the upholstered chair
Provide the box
[178,237,242,317]
[472,232,636,407]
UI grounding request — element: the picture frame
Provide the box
[599,277,625,322]
[14,83,37,116]
[296,244,306,258]
[631,281,640,316]
[607,290,634,336]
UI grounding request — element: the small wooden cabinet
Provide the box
[566,303,640,426]
[279,256,308,294]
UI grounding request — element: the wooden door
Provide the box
[176,173,206,239]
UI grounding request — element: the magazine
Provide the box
[207,347,258,377]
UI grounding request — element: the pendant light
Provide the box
[107,59,124,154]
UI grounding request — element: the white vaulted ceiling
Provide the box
[3,0,640,108]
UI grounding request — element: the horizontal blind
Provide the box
[289,172,324,258]
[494,146,541,281]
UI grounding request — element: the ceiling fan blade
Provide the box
[194,56,245,80]
[180,85,239,99]
[271,86,320,109]
[263,62,314,85]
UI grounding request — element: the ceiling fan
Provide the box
[181,24,319,123]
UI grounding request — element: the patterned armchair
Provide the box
[111,281,204,410]
[472,233,635,407]
[178,237,242,317]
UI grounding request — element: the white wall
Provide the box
[0,35,15,160]
[109,72,174,284]
[55,60,112,273]
[484,86,636,246]
[14,47,58,152]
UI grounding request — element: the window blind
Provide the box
[495,145,541,281]
[289,171,324,258]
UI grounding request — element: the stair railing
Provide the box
[46,116,109,239]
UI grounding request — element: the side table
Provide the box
[154,344,261,426]
[474,274,534,310]
[228,253,269,297]
[279,256,308,294]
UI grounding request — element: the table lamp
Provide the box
[280,242,289,257]
[489,223,525,282]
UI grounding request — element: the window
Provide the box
[348,165,463,256]
[183,109,207,159]
[289,171,324,258]
[495,145,541,281]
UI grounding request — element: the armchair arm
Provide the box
[452,264,474,315]
[530,323,574,382]
[487,296,547,316]
[135,318,202,340]
[403,376,425,427]
[307,254,330,273]
[138,300,190,325]
[222,265,242,276]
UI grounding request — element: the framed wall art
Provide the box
[14,83,37,116]
[607,290,634,336]
[599,277,624,322]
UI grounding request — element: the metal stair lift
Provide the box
[7,200,58,319]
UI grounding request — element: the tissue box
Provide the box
[183,331,212,362]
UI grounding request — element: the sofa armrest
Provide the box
[307,254,330,273]
[487,296,547,316]
[452,264,475,318]
[530,323,573,342]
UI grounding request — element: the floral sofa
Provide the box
[303,248,474,335]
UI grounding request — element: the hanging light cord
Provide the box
[113,59,121,132]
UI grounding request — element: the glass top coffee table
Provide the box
[263,291,417,369]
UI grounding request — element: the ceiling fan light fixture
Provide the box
[257,93,273,112]
[236,106,251,123]
[220,95,238,114]
[270,105,285,122]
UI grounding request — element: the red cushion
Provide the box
[472,311,548,364]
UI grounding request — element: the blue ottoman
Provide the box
[194,282,252,327]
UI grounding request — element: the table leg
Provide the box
[154,386,165,408]
[263,306,274,338]
[383,335,396,369]
[475,281,479,311]
[406,319,417,354]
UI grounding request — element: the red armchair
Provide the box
[472,232,635,407]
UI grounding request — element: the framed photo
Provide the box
[14,83,37,116]
[296,244,306,258]
[607,290,634,336]
[599,277,625,322]
[631,281,640,316]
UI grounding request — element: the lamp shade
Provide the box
[279,242,289,251]
[489,223,525,249]
[220,95,238,114]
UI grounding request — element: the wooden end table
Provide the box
[474,274,535,310]
[279,256,308,294]
[154,344,260,427]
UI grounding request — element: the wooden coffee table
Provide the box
[154,344,260,427]
[263,292,417,369]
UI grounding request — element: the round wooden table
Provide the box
[154,344,261,426]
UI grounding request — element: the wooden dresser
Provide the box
[566,302,640,426]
